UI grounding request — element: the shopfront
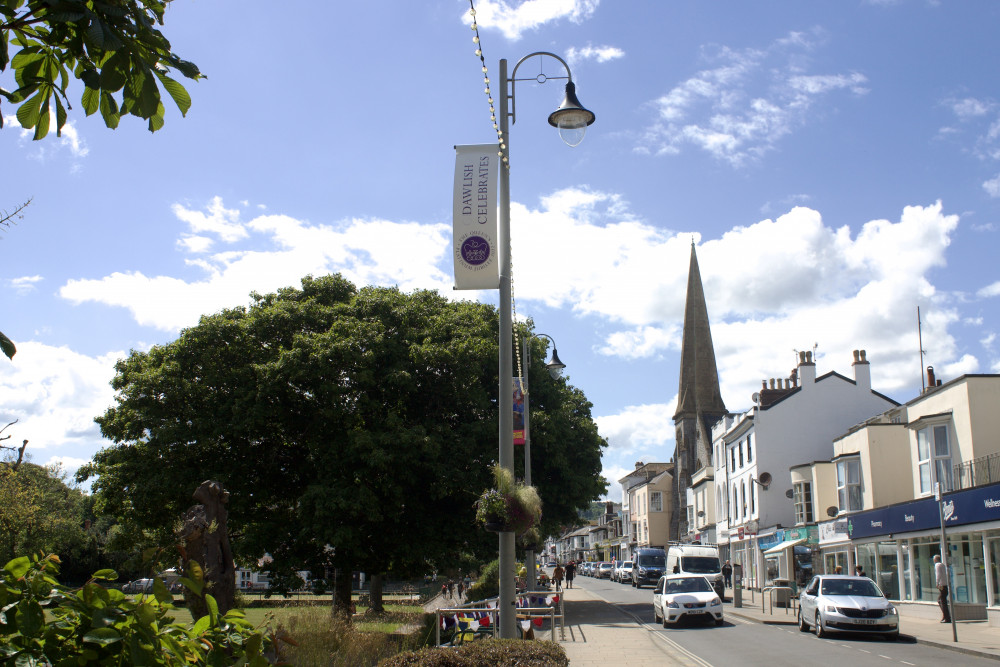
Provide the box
[847,482,1000,624]
[759,526,818,592]
[728,528,759,591]
[818,517,852,575]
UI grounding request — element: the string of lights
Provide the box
[466,1,526,386]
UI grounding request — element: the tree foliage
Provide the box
[1,0,202,140]
[82,275,607,589]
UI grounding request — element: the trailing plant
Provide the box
[0,553,281,666]
[474,465,541,535]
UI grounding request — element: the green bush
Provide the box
[0,553,280,666]
[378,638,567,666]
[463,559,498,603]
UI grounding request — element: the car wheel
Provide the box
[653,607,661,623]
[662,614,670,628]
[715,616,724,626]
[814,612,826,638]
[798,609,810,632]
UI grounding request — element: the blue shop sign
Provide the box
[847,482,1000,540]
[756,530,784,551]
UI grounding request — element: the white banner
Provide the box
[453,144,499,290]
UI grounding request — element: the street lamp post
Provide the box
[496,52,594,639]
[522,332,566,591]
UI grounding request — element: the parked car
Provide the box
[798,575,899,640]
[632,547,666,588]
[582,562,594,577]
[653,574,724,627]
[596,562,614,579]
[616,560,634,583]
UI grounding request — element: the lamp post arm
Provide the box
[507,52,574,127]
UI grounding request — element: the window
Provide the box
[836,458,863,512]
[733,485,738,521]
[918,425,952,493]
[650,491,663,512]
[794,481,813,524]
[687,504,694,527]
[750,481,755,514]
[739,442,744,467]
[747,434,753,462]
[731,447,736,471]
[741,481,747,518]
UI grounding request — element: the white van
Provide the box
[666,544,725,599]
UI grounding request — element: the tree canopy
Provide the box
[81,275,607,584]
[1,0,201,139]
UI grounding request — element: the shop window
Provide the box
[836,458,863,512]
[917,424,953,494]
[793,481,813,524]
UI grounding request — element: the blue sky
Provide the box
[3,0,999,502]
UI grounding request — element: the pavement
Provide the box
[428,584,1000,664]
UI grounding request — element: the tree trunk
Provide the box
[332,568,353,622]
[369,573,385,615]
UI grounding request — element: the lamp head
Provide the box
[545,347,566,379]
[548,81,595,147]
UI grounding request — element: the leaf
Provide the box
[15,91,43,129]
[4,557,30,579]
[92,569,118,581]
[0,331,15,360]
[191,614,210,635]
[147,101,164,132]
[83,627,122,646]
[54,93,67,136]
[15,600,44,637]
[33,97,51,140]
[177,576,203,596]
[99,91,120,129]
[152,575,172,603]
[153,70,190,116]
[204,593,218,626]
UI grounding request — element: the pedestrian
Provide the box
[441,583,448,599]
[934,554,951,623]
[447,579,455,598]
[565,560,576,589]
[457,581,465,601]
[722,560,733,588]
[553,563,564,591]
[834,565,842,574]
[855,565,866,578]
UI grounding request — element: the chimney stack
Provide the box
[926,366,936,390]
[797,349,816,387]
[852,349,871,391]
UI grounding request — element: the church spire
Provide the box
[674,242,726,420]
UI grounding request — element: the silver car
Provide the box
[798,575,899,640]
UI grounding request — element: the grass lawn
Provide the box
[167,604,425,634]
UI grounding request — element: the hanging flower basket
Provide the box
[475,465,542,536]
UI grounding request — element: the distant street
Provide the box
[567,572,997,667]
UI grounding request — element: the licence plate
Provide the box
[686,609,705,614]
[853,618,878,625]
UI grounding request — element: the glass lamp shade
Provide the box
[548,82,595,147]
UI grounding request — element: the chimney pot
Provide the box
[853,349,860,362]
[769,378,776,389]
[860,349,867,362]
[927,366,936,389]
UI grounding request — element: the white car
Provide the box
[653,574,724,627]
[798,575,899,640]
[616,560,634,584]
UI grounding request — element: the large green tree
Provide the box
[1,0,202,140]
[81,275,607,606]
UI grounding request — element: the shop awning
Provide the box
[763,538,807,556]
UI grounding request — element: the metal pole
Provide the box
[523,337,536,590]
[497,57,517,640]
[937,484,958,642]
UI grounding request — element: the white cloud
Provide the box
[59,199,454,332]
[640,33,869,166]
[9,275,43,295]
[467,0,599,41]
[2,115,88,161]
[979,281,1000,298]
[950,97,991,119]
[0,342,120,466]
[983,174,1000,197]
[595,402,676,454]
[566,44,624,65]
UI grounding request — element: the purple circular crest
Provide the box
[461,235,491,266]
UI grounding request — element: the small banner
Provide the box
[453,144,499,289]
[513,377,525,445]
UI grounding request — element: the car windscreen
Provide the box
[621,561,632,568]
[638,555,665,567]
[680,556,721,574]
[664,577,713,594]
[820,579,882,597]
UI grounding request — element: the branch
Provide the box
[0,197,32,228]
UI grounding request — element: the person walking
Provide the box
[935,554,951,623]
[855,565,866,578]
[565,561,576,589]
[722,560,733,588]
[552,563,564,591]
[457,580,465,601]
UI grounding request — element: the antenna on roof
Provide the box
[917,306,926,392]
